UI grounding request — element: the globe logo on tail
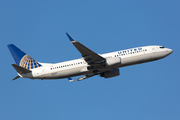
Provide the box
[19,55,42,69]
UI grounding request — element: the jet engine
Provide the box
[100,69,120,78]
[105,57,121,66]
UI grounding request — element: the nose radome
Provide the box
[166,48,173,54]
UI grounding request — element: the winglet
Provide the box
[68,77,75,82]
[66,33,76,42]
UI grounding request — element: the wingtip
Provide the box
[68,77,74,82]
[66,33,76,42]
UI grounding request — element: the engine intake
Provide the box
[105,57,121,66]
[100,69,120,78]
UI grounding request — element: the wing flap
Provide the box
[68,74,96,82]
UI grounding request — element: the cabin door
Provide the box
[152,48,156,53]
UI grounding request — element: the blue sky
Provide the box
[0,0,180,120]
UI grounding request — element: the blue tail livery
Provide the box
[7,44,42,70]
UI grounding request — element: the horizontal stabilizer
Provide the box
[13,75,20,80]
[12,64,31,74]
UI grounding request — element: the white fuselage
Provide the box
[19,45,173,80]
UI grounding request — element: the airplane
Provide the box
[7,33,173,82]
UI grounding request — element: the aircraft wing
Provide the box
[66,33,105,65]
[68,74,96,82]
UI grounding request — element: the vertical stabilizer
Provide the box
[7,44,42,69]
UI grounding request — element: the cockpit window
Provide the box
[160,46,165,49]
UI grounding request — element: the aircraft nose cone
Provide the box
[166,48,173,54]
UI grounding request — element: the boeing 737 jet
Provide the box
[8,33,173,81]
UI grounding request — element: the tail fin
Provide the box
[7,44,42,70]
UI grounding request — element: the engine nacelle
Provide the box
[100,69,120,78]
[105,57,121,66]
